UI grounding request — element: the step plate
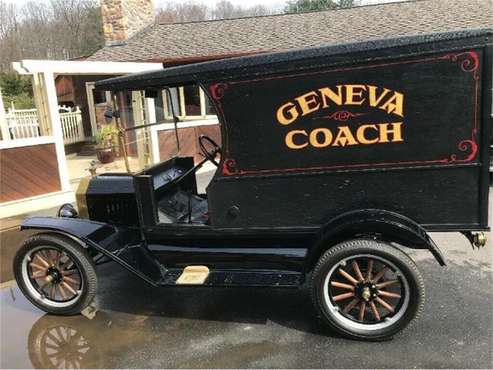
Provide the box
[176,266,210,285]
[160,269,302,287]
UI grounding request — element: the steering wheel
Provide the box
[198,135,221,167]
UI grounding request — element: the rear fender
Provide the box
[21,217,159,286]
[308,209,446,267]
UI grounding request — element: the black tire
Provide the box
[311,239,424,341]
[13,233,97,315]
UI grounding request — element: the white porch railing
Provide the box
[59,106,84,145]
[5,108,40,139]
[4,106,85,145]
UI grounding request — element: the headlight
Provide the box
[57,203,78,218]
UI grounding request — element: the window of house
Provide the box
[93,89,109,105]
[183,85,201,116]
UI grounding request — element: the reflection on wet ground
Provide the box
[1,233,492,369]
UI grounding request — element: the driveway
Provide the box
[0,190,491,368]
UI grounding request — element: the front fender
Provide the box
[20,217,159,286]
[308,209,446,266]
[21,217,138,252]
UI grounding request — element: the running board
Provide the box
[158,268,302,287]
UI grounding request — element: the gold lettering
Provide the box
[285,130,308,149]
[367,85,390,107]
[380,92,404,117]
[277,102,299,125]
[379,122,403,143]
[318,86,343,108]
[309,128,333,147]
[356,124,379,144]
[333,126,358,147]
[345,84,367,105]
[295,91,320,116]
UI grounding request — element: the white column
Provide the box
[145,97,159,164]
[0,87,9,141]
[42,72,71,192]
[32,73,51,135]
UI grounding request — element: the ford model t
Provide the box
[14,30,492,340]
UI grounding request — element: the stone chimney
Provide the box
[101,0,155,46]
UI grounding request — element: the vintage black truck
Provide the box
[13,29,492,340]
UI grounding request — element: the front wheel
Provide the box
[13,234,98,315]
[311,239,424,340]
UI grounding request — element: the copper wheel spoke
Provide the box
[29,262,46,271]
[352,260,364,281]
[343,298,360,313]
[376,297,395,313]
[62,281,77,295]
[58,284,67,300]
[366,259,373,281]
[34,254,50,268]
[378,290,401,299]
[61,270,77,276]
[50,285,56,300]
[44,250,56,266]
[372,267,387,283]
[358,301,366,321]
[333,292,354,302]
[338,268,358,285]
[62,275,79,284]
[30,271,46,279]
[59,260,72,272]
[63,279,78,292]
[376,279,399,289]
[330,281,355,290]
[54,251,61,268]
[369,301,381,321]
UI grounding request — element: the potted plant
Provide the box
[95,125,118,164]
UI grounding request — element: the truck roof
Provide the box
[95,28,491,92]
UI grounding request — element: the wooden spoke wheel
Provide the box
[24,248,83,306]
[311,239,424,340]
[14,234,97,315]
[326,255,408,325]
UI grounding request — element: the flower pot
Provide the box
[96,147,115,164]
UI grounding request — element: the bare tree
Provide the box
[156,1,208,24]
[0,0,103,72]
[156,0,273,24]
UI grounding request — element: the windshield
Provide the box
[98,85,219,173]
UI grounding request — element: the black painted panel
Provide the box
[208,166,481,228]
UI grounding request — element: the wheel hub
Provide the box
[355,282,377,302]
[46,267,63,284]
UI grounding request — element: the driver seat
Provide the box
[157,189,208,224]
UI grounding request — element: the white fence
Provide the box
[59,106,85,145]
[4,106,85,145]
[5,109,40,139]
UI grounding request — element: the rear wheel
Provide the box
[311,239,424,340]
[13,234,97,315]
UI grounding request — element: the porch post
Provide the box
[42,71,71,192]
[32,73,51,135]
[0,87,9,141]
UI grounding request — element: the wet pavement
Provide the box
[1,230,492,368]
